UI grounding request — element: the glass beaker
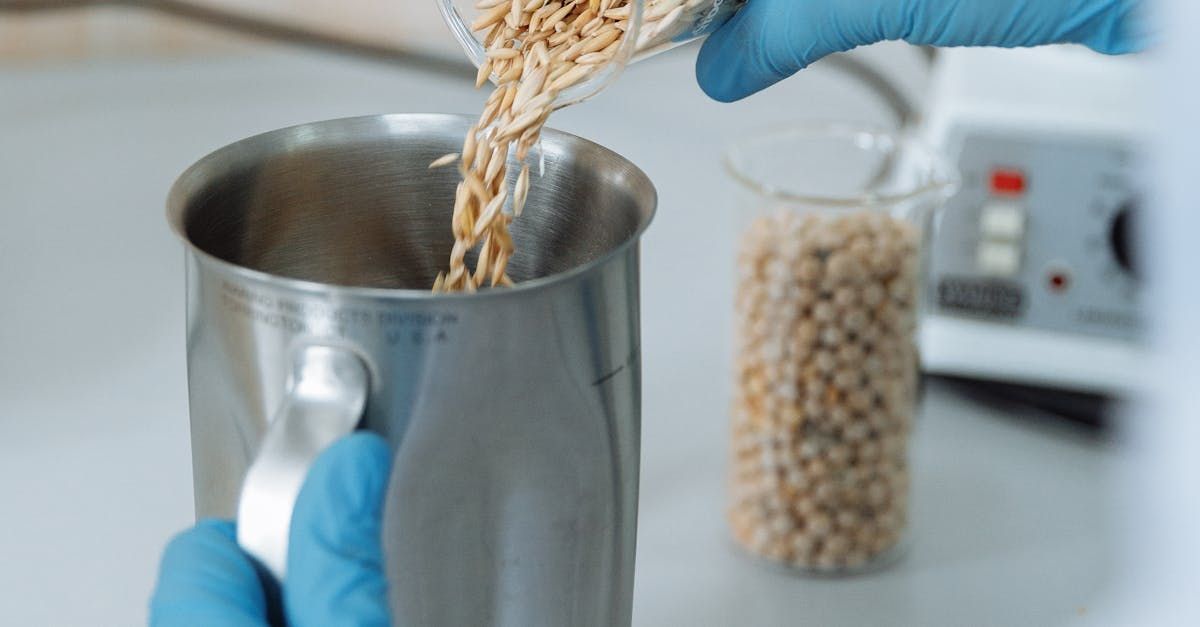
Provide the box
[437,0,745,108]
[725,124,957,574]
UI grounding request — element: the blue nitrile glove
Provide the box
[149,433,393,627]
[696,0,1152,102]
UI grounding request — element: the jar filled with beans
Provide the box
[725,125,956,574]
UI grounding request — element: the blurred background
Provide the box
[0,1,1165,626]
[0,0,449,60]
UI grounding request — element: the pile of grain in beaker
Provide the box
[729,209,920,572]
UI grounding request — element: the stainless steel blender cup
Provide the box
[167,113,656,627]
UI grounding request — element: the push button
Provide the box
[977,241,1021,276]
[980,202,1025,240]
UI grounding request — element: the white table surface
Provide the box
[0,44,1117,626]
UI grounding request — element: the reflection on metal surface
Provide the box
[236,345,369,579]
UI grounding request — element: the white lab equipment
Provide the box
[919,46,1149,395]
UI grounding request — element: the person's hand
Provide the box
[149,433,393,627]
[696,0,1151,102]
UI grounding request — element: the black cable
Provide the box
[821,52,920,128]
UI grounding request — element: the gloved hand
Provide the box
[149,433,393,627]
[696,0,1151,102]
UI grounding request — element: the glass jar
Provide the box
[725,124,957,574]
[437,0,745,107]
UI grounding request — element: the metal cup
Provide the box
[167,114,655,627]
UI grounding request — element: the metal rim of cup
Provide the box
[166,113,657,301]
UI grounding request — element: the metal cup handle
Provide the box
[236,344,370,580]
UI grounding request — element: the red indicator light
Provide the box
[1048,270,1070,292]
[990,169,1026,196]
